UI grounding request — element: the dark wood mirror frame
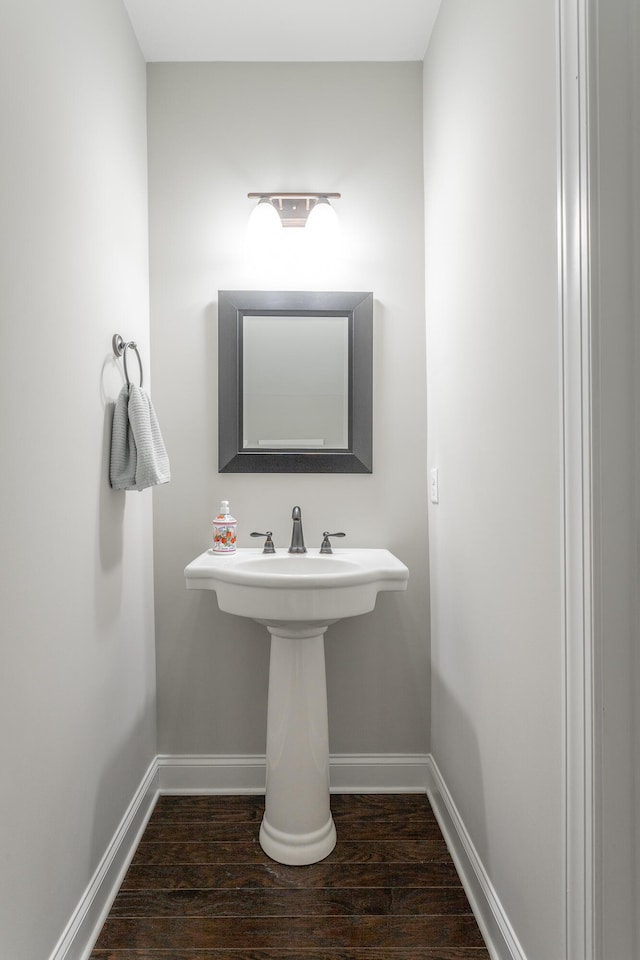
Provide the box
[218,290,373,473]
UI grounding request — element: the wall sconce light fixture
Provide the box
[248,192,341,229]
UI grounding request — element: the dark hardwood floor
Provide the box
[90,793,490,959]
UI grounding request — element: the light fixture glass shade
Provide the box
[247,197,281,242]
[305,197,340,242]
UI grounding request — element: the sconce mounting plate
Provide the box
[248,192,340,228]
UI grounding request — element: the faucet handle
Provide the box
[250,531,276,554]
[320,531,346,554]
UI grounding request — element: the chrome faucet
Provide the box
[288,505,306,554]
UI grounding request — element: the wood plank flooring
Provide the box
[90,793,490,959]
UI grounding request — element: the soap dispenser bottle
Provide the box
[212,500,237,554]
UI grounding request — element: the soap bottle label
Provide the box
[212,517,237,553]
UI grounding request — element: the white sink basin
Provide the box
[184,545,409,866]
[184,547,409,626]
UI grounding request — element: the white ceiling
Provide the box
[122,0,442,62]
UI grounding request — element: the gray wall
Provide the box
[147,62,430,758]
[591,0,640,954]
[0,2,156,957]
[422,2,564,957]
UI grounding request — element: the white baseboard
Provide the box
[48,758,159,960]
[426,755,527,960]
[157,753,266,793]
[330,753,431,792]
[157,752,431,794]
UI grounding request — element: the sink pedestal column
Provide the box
[259,623,336,865]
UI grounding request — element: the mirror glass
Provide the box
[242,315,349,450]
[218,291,373,473]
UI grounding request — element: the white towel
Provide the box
[110,384,171,491]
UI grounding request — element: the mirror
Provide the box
[218,291,373,473]
[242,315,350,450]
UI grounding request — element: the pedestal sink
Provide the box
[184,547,409,865]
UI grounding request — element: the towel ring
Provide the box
[112,333,144,388]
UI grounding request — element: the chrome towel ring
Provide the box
[112,333,144,389]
